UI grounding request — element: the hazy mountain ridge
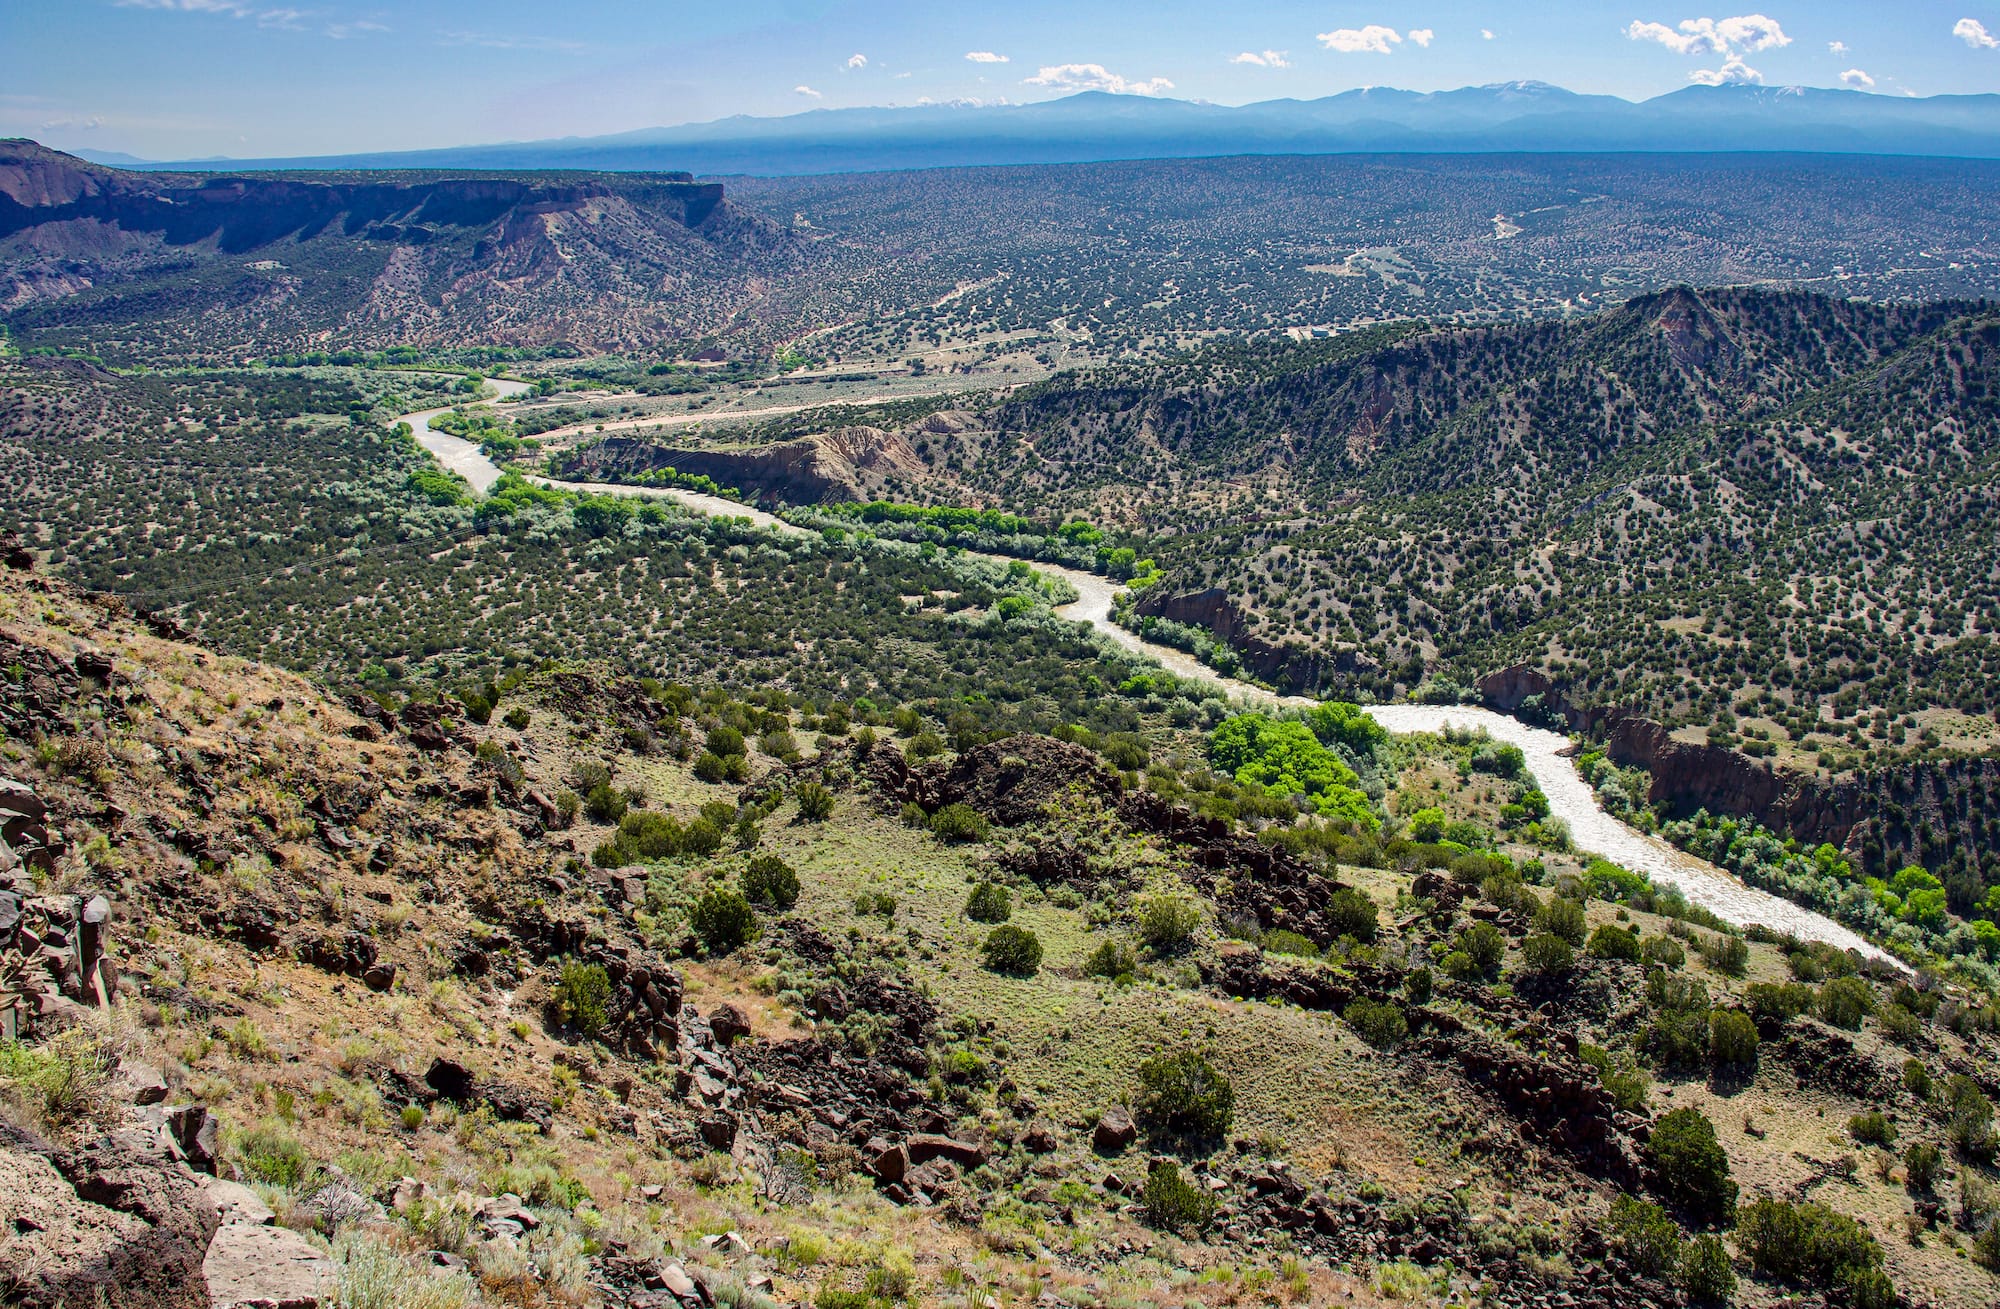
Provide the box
[95,83,2000,176]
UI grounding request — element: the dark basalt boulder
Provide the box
[295,930,376,978]
[1773,1026,1894,1100]
[1418,1030,1644,1186]
[707,1003,750,1046]
[865,734,1119,827]
[408,722,454,752]
[905,1133,988,1169]
[1092,1106,1138,1154]
[865,1139,908,1182]
[0,1121,219,1309]
[419,1057,553,1132]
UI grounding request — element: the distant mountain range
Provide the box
[86,82,2000,176]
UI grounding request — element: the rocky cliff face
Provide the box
[567,426,923,504]
[1476,661,2000,888]
[1603,716,2000,892]
[1133,586,1377,694]
[1474,663,1611,733]
[0,143,717,254]
[0,141,811,357]
[1602,715,1800,823]
[1475,662,1803,826]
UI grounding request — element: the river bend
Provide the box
[399,388,1889,962]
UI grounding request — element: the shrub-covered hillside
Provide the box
[858,289,2000,745]
[0,360,1162,743]
[3,555,1997,1309]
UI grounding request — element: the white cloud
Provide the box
[1229,50,1291,67]
[1626,19,1701,53]
[1408,28,1435,47]
[1828,40,1847,53]
[115,0,362,33]
[439,29,585,52]
[1715,14,1791,49]
[1626,13,1791,57]
[1483,29,1497,40]
[965,51,1009,63]
[1687,55,1763,84]
[794,84,822,98]
[1317,25,1402,55]
[1023,63,1175,95]
[1956,18,2000,48]
[117,0,254,13]
[846,53,867,69]
[1839,67,1875,87]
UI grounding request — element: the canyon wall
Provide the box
[1477,662,2000,891]
[1133,586,1376,694]
[0,143,720,254]
[559,427,922,505]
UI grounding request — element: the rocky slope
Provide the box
[3,537,1996,1309]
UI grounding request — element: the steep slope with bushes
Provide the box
[3,553,1997,1308]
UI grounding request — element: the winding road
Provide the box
[401,384,1891,961]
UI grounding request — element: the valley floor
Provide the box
[403,390,1888,962]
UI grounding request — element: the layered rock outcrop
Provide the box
[2,142,810,356]
[1,1120,222,1309]
[1132,586,1377,693]
[0,141,717,255]
[561,425,923,505]
[1476,661,2000,884]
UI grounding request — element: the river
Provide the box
[398,385,1891,962]
[405,377,536,495]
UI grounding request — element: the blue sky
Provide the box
[6,1,1999,159]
